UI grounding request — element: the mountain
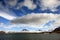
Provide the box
[52,27,60,33]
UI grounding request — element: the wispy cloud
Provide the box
[0,12,16,20]
[0,23,41,32]
[0,1,17,18]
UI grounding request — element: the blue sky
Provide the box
[0,0,60,32]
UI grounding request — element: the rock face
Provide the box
[52,27,60,33]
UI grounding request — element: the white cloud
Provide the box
[0,13,60,32]
[10,13,60,32]
[0,23,53,32]
[53,14,60,27]
[0,12,16,20]
[2,0,37,10]
[4,0,36,10]
[23,0,36,10]
[0,23,41,32]
[0,22,4,27]
[11,13,57,25]
[1,0,60,11]
[0,23,40,29]
[0,1,17,19]
[11,13,60,31]
[40,0,60,11]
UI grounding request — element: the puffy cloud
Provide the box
[16,0,37,10]
[1,0,60,11]
[4,0,37,10]
[2,0,60,11]
[40,0,60,11]
[23,0,36,10]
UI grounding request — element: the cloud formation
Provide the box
[11,13,57,25]
[0,23,41,32]
[0,1,17,19]
[0,13,60,32]
[10,13,60,31]
[0,0,60,32]
[1,0,60,11]
[4,0,36,10]
[40,0,60,11]
[23,0,36,10]
[0,12,16,20]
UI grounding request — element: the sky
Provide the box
[0,0,60,32]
